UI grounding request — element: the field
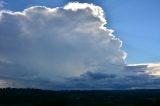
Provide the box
[0,88,160,106]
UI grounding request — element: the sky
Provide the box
[0,0,160,90]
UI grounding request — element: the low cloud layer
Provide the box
[0,2,160,89]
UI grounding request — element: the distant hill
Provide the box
[0,88,160,106]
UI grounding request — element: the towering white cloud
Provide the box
[0,3,126,82]
[0,2,160,89]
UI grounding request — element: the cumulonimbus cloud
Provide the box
[0,2,160,89]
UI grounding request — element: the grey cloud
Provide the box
[81,71,117,80]
[66,64,160,90]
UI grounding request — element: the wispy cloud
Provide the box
[0,0,6,8]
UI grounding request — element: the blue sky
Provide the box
[1,0,160,64]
